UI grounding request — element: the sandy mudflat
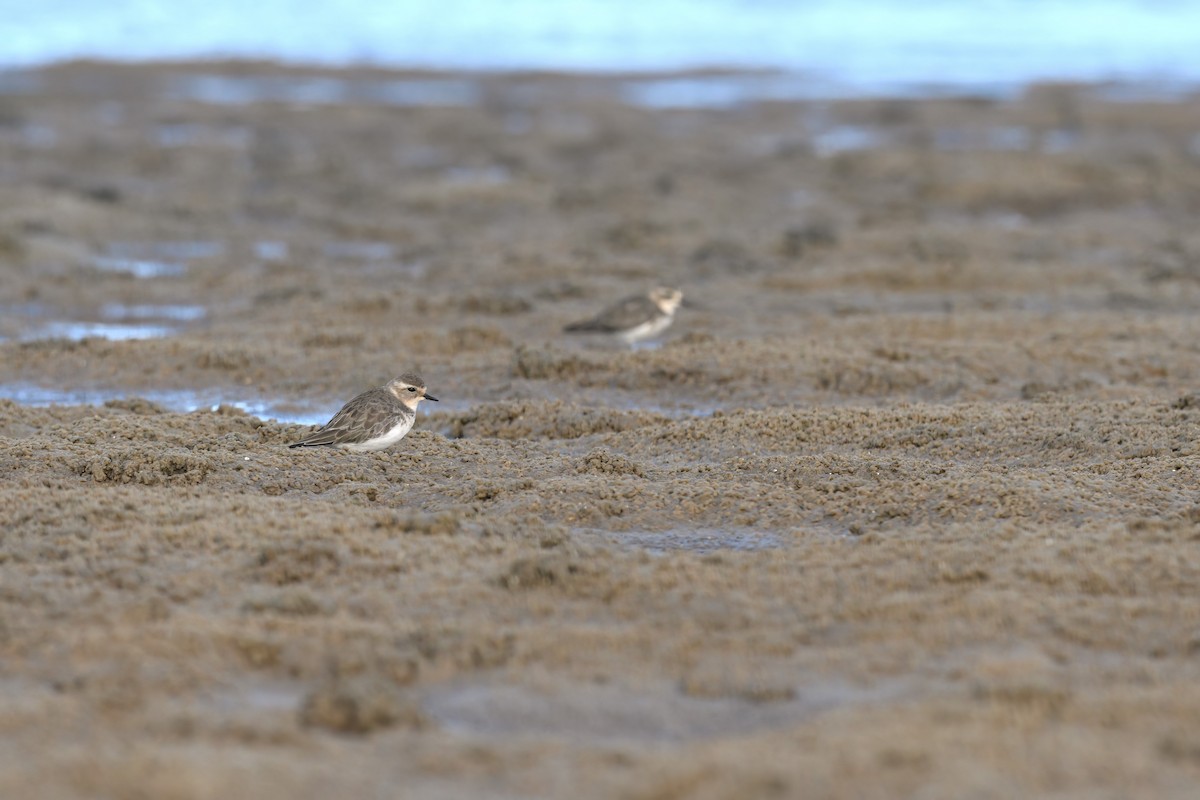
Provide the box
[3,61,1200,798]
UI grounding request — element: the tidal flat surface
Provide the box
[2,62,1200,799]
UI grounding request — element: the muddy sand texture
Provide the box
[3,62,1200,798]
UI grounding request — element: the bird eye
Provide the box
[408,387,417,392]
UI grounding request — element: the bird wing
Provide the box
[565,295,661,333]
[291,388,400,447]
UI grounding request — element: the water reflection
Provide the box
[92,256,186,278]
[166,74,481,107]
[0,383,335,426]
[254,241,288,261]
[108,240,224,260]
[810,125,888,156]
[92,241,225,278]
[1,302,205,342]
[621,73,821,108]
[100,303,207,322]
[22,321,174,341]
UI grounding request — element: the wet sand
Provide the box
[3,61,1200,798]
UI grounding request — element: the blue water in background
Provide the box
[1,0,1199,95]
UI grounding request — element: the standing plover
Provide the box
[289,372,437,452]
[564,286,683,345]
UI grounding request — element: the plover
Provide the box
[289,372,437,452]
[564,286,683,345]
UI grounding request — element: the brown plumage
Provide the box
[564,287,683,344]
[289,372,437,452]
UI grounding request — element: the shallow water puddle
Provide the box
[8,298,208,340]
[5,303,206,342]
[93,240,225,278]
[21,321,176,341]
[254,240,289,261]
[602,527,784,555]
[621,72,837,109]
[120,240,225,260]
[92,255,187,278]
[619,70,1017,110]
[0,383,335,426]
[423,676,905,745]
[100,303,207,322]
[207,681,307,714]
[811,125,889,156]
[165,74,481,107]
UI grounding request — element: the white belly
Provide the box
[618,313,673,344]
[341,414,415,452]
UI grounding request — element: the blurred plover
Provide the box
[564,286,683,345]
[289,372,437,452]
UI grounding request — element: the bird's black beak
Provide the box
[424,393,439,402]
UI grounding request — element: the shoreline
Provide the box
[6,58,1200,104]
